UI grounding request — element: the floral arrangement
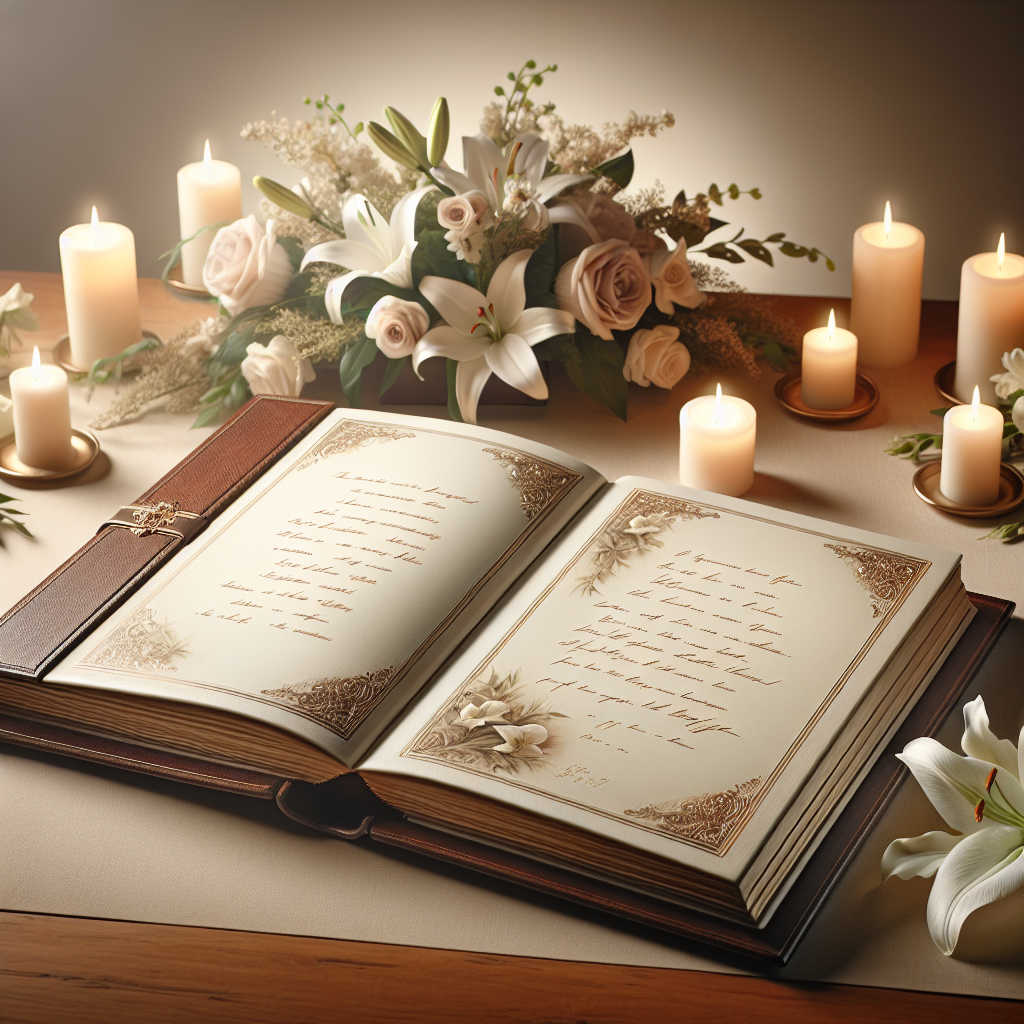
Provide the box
[886,348,1024,541]
[882,696,1023,955]
[92,61,832,429]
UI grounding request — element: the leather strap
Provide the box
[0,395,333,681]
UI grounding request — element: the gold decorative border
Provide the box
[402,488,931,856]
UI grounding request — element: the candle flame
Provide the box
[715,383,723,427]
[997,232,1005,274]
[883,201,892,241]
[31,346,40,377]
[971,385,980,423]
[202,139,212,181]
[89,205,99,245]
[828,308,835,341]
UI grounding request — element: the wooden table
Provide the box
[1,272,1020,1023]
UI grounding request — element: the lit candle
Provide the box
[801,308,858,410]
[679,384,757,496]
[952,234,1024,404]
[9,347,74,470]
[849,201,925,368]
[939,386,1003,506]
[59,206,142,370]
[177,140,243,287]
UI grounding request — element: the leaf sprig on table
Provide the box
[0,491,31,543]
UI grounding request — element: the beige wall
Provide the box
[0,0,1020,299]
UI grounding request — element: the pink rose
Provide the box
[365,295,430,359]
[202,216,293,316]
[649,242,704,313]
[437,191,492,234]
[623,325,691,389]
[555,240,651,340]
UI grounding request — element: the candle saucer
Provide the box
[166,262,214,299]
[912,461,1024,518]
[0,428,101,484]
[53,330,162,376]
[933,361,963,406]
[774,371,879,422]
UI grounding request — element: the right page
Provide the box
[360,477,965,887]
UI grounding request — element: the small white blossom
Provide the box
[492,724,549,758]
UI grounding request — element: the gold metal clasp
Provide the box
[101,501,206,543]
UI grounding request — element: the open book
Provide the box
[0,405,978,933]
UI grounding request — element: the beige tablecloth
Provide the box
[1,282,1021,998]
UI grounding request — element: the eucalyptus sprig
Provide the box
[885,432,943,461]
[982,519,1024,543]
[493,60,558,144]
[0,491,31,542]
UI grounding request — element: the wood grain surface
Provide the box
[1,911,1018,1024]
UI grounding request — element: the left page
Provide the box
[44,410,605,764]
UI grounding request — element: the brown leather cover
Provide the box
[0,395,333,682]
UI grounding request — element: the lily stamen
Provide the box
[986,767,998,792]
[974,798,985,823]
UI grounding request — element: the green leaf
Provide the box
[227,375,251,409]
[736,238,774,267]
[778,240,810,259]
[701,242,746,264]
[1005,388,1024,406]
[379,356,408,397]
[532,333,577,362]
[523,231,559,309]
[1003,421,1020,439]
[276,235,305,272]
[764,232,786,243]
[446,358,463,422]
[338,332,377,407]
[708,183,723,206]
[708,217,729,233]
[191,403,226,428]
[930,407,952,417]
[591,149,634,189]
[762,342,790,372]
[565,330,628,420]
[410,229,474,293]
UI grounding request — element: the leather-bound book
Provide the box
[0,396,1011,961]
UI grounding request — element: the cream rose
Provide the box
[365,295,430,359]
[649,242,704,313]
[203,216,293,316]
[437,191,492,234]
[555,240,651,340]
[240,335,315,397]
[623,325,691,389]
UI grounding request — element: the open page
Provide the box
[44,410,604,764]
[360,477,962,883]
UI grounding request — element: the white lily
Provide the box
[301,185,435,322]
[492,723,549,758]
[414,249,575,424]
[454,700,510,730]
[881,695,1024,955]
[433,133,598,242]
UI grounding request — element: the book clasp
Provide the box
[101,501,206,544]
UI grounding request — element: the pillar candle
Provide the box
[849,202,925,368]
[59,207,142,370]
[177,141,243,287]
[952,235,1024,404]
[801,309,858,410]
[679,385,756,496]
[9,347,74,470]
[939,386,1003,506]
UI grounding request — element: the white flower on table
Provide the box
[623,325,691,389]
[413,249,575,424]
[240,335,315,398]
[454,700,510,730]
[492,724,549,759]
[990,347,1024,401]
[301,186,435,323]
[881,696,1024,955]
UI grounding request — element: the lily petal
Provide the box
[548,201,602,244]
[389,185,436,254]
[486,248,533,328]
[882,831,963,881]
[463,133,504,209]
[484,333,548,400]
[431,166,477,196]
[512,306,577,346]
[519,724,549,745]
[514,133,549,186]
[412,326,489,378]
[418,275,487,336]
[926,825,1024,955]
[536,173,595,205]
[301,239,387,273]
[378,242,416,290]
[323,270,374,323]
[455,355,492,425]
[961,696,1020,778]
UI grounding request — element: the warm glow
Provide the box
[31,346,41,377]
[202,139,212,180]
[971,385,980,422]
[828,308,835,341]
[89,205,99,245]
[883,201,892,241]
[715,383,723,427]
[997,232,1005,274]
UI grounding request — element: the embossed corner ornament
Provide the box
[824,543,928,618]
[625,776,763,853]
[483,448,582,519]
[263,666,398,738]
[296,421,414,471]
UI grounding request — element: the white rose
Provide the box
[990,347,1024,401]
[240,335,315,397]
[623,325,691,389]
[203,216,293,316]
[1013,395,1024,434]
[649,242,705,313]
[182,316,227,358]
[365,296,430,359]
[437,191,493,234]
[0,282,37,327]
